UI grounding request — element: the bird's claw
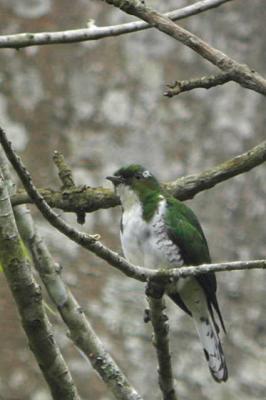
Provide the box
[143,308,151,323]
[145,279,164,299]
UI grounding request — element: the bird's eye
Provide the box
[142,170,152,178]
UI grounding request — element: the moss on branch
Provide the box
[0,176,80,400]
[10,140,266,214]
[12,186,120,212]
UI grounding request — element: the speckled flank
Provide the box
[150,200,184,268]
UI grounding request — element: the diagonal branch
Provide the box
[0,125,145,281]
[102,0,266,95]
[165,140,266,200]
[10,140,266,210]
[164,72,233,97]
[15,207,143,400]
[0,0,231,49]
[0,126,265,287]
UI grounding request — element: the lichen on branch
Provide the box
[0,174,80,400]
[10,140,266,213]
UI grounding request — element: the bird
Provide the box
[106,164,228,383]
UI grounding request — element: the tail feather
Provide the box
[208,296,227,334]
[194,315,228,382]
[174,277,228,382]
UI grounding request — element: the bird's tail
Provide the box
[193,315,228,383]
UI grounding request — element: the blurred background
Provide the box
[0,0,266,399]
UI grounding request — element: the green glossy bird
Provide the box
[107,164,228,383]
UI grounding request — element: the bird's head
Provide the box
[106,164,161,208]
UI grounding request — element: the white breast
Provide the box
[119,197,145,264]
[119,188,183,270]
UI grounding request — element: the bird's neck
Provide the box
[117,185,163,222]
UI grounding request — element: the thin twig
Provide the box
[164,72,233,97]
[0,0,231,49]
[151,259,266,283]
[53,150,75,189]
[53,151,86,224]
[11,140,266,209]
[103,0,266,95]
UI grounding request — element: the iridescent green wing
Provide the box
[165,197,211,265]
[165,197,226,333]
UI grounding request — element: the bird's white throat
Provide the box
[116,183,141,211]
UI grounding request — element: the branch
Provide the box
[53,151,86,224]
[0,175,81,400]
[103,0,266,95]
[53,150,76,189]
[151,259,266,283]
[0,126,145,279]
[164,72,233,97]
[15,208,143,400]
[147,287,177,400]
[0,146,143,400]
[165,140,266,200]
[11,185,119,211]
[10,140,266,210]
[0,0,231,49]
[0,127,265,286]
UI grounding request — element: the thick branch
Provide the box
[0,176,80,400]
[0,0,230,49]
[164,72,233,97]
[10,140,266,210]
[12,185,119,210]
[103,0,266,95]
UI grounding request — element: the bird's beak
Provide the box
[106,176,124,186]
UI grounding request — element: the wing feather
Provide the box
[165,198,226,333]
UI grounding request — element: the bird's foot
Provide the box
[145,279,164,299]
[143,308,151,323]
